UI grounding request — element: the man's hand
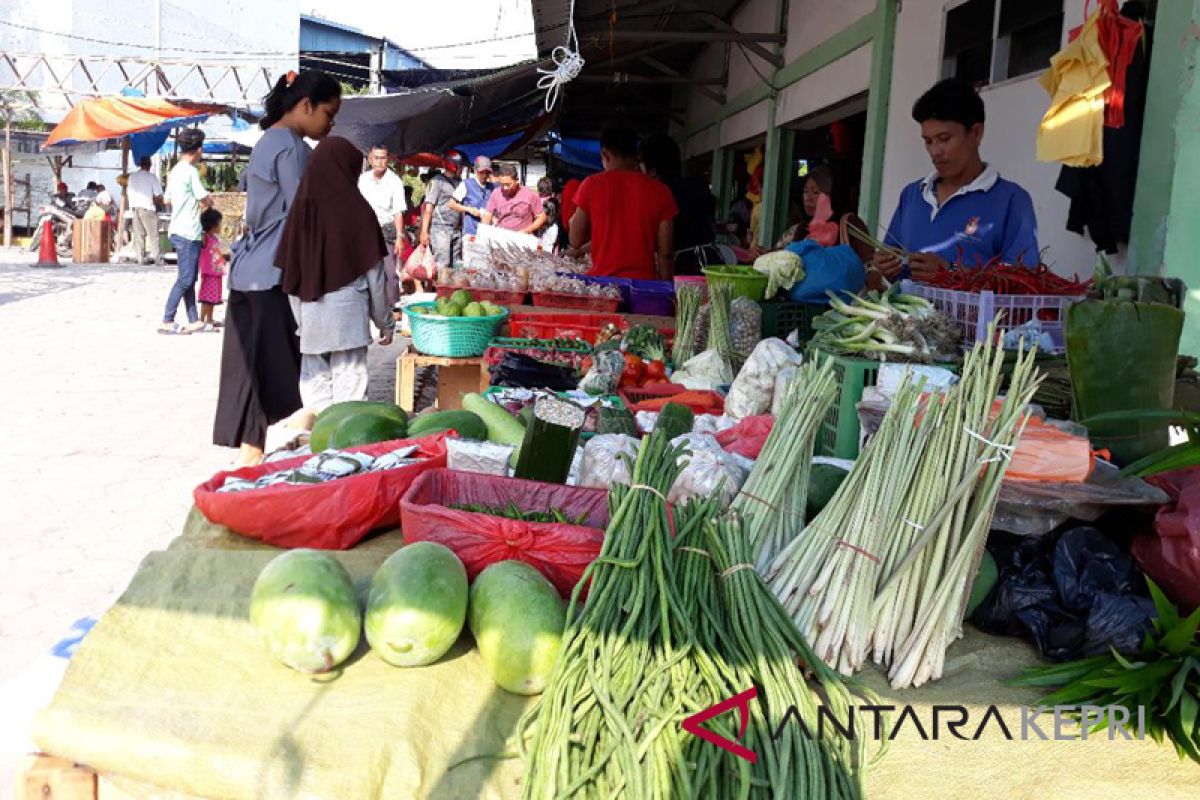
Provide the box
[908,252,949,281]
[379,329,394,346]
[419,229,430,247]
[871,249,904,280]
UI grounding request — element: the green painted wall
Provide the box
[1129,0,1200,275]
[1161,4,1200,355]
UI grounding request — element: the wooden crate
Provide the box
[16,754,207,800]
[72,219,112,264]
[394,341,489,413]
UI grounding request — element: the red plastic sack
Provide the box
[194,434,450,550]
[1133,467,1200,612]
[400,468,609,597]
[716,415,774,459]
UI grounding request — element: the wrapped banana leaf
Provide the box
[1067,299,1184,465]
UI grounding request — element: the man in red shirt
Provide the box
[568,128,678,279]
[482,163,547,233]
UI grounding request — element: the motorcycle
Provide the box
[27,195,84,257]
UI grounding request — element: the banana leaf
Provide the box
[1067,300,1184,465]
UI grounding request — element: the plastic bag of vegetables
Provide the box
[578,434,639,489]
[669,349,733,391]
[578,350,626,396]
[726,338,802,419]
[668,433,753,506]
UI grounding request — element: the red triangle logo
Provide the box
[681,687,758,763]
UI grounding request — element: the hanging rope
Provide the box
[536,0,584,112]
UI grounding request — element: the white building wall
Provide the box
[725,0,779,100]
[784,0,875,62]
[881,0,1103,275]
[777,44,872,127]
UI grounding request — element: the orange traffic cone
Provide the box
[36,219,62,268]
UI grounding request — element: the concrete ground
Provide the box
[0,249,406,795]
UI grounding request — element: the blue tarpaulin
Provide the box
[551,136,602,174]
[456,132,523,163]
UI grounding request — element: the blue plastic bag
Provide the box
[784,240,865,303]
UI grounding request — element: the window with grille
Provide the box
[941,0,1065,86]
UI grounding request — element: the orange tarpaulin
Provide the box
[43,97,225,148]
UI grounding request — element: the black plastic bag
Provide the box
[490,353,579,391]
[972,527,1155,661]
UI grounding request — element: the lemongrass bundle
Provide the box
[732,358,838,570]
[765,332,1042,684]
[707,281,734,367]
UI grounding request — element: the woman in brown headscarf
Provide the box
[276,136,394,414]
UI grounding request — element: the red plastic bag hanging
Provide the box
[1069,0,1144,128]
[400,469,610,598]
[193,433,450,550]
[715,415,775,460]
[1133,467,1200,612]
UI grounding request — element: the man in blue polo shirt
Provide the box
[873,80,1039,283]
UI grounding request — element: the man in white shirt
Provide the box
[357,144,408,306]
[126,156,164,265]
[161,129,212,334]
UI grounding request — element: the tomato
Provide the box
[643,360,666,381]
[620,357,644,387]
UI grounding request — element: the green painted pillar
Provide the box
[759,98,784,248]
[774,127,796,241]
[711,145,731,220]
[1129,0,1200,276]
[1160,4,1200,355]
[859,0,899,231]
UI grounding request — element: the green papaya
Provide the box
[407,409,488,440]
[311,401,408,452]
[249,549,361,674]
[327,413,409,450]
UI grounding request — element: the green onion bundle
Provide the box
[731,358,838,571]
[673,284,703,367]
[765,334,1041,686]
[811,290,961,363]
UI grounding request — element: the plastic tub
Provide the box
[628,280,676,316]
[703,266,768,302]
[507,312,628,344]
[435,285,527,306]
[531,291,622,313]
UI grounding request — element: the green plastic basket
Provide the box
[811,350,880,459]
[760,300,826,345]
[702,266,768,302]
[406,302,508,358]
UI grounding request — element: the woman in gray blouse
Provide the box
[213,70,342,468]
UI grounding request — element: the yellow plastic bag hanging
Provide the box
[1037,9,1111,167]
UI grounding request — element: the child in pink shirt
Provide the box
[197,208,225,329]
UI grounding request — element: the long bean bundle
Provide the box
[673,284,703,366]
[518,431,872,797]
[518,431,709,799]
[708,281,734,367]
[765,334,1042,686]
[732,358,838,570]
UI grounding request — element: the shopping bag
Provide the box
[403,243,437,281]
[193,433,450,549]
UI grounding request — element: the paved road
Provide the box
[0,251,404,790]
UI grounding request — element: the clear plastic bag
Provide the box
[726,338,802,419]
[669,433,753,506]
[578,434,639,489]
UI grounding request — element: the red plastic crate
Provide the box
[619,383,687,407]
[507,312,628,344]
[435,284,528,306]
[531,291,622,313]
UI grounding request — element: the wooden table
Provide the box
[393,339,489,413]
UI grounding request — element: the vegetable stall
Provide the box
[25,241,1200,799]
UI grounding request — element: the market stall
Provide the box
[24,233,1200,798]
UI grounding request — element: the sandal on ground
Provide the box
[180,320,207,334]
[158,323,189,335]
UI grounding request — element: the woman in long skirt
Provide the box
[213,70,342,467]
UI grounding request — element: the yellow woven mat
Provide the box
[33,508,1200,798]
